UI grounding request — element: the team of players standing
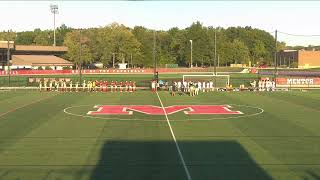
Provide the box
[39,80,136,92]
[151,80,215,96]
[254,79,276,91]
[39,78,276,93]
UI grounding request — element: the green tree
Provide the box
[132,26,154,67]
[229,39,250,64]
[64,30,93,68]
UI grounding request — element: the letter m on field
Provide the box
[87,105,243,115]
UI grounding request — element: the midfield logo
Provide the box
[87,105,243,115]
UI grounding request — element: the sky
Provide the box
[1,1,320,46]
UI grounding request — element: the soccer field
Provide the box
[0,90,320,180]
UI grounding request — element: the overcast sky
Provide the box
[1,1,320,46]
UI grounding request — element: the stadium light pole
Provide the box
[79,29,82,83]
[213,29,219,89]
[189,40,193,68]
[153,30,158,81]
[274,30,278,87]
[50,4,58,47]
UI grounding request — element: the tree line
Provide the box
[1,22,289,68]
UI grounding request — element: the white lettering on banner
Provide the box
[310,79,314,84]
[287,79,314,85]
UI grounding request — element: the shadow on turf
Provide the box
[89,140,273,180]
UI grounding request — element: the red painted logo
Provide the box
[87,105,243,115]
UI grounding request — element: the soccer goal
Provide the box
[182,74,230,88]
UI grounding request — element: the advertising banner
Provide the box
[276,77,320,88]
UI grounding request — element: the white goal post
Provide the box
[182,74,230,87]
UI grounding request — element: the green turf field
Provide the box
[0,90,320,180]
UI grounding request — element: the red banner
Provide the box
[276,77,320,88]
[0,68,215,76]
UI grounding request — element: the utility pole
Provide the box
[274,30,278,86]
[112,53,115,68]
[7,30,11,87]
[50,4,58,46]
[130,53,133,68]
[189,40,193,68]
[214,29,217,75]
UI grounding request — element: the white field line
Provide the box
[155,92,192,180]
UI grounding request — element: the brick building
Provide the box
[277,50,320,69]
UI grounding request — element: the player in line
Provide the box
[39,79,136,93]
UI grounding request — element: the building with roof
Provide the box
[0,41,71,70]
[12,55,73,70]
[277,50,320,69]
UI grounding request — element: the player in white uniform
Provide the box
[183,81,187,92]
[272,81,276,91]
[262,80,266,91]
[206,82,210,92]
[151,80,156,92]
[75,81,79,92]
[202,81,206,92]
[268,80,272,91]
[82,80,86,92]
[39,80,42,91]
[49,81,53,91]
[177,81,182,92]
[44,81,48,91]
[63,81,67,92]
[69,81,73,92]
[197,81,202,93]
[61,81,64,92]
[209,81,214,91]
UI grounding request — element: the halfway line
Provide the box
[155,91,192,180]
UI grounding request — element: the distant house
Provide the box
[0,41,72,70]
